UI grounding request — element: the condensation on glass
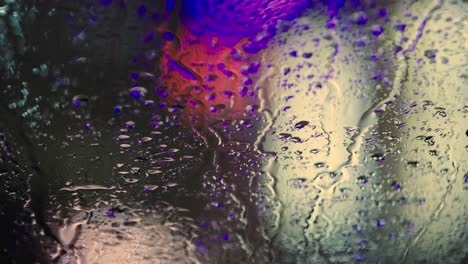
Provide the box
[0,0,466,263]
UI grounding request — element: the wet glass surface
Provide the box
[0,0,467,263]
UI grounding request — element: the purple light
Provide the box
[354,12,368,25]
[395,23,406,32]
[217,63,225,70]
[303,52,313,59]
[162,32,175,41]
[100,0,112,6]
[130,90,141,99]
[144,32,155,43]
[376,219,386,227]
[181,0,311,45]
[355,253,365,262]
[379,8,388,17]
[371,25,384,36]
[248,63,260,74]
[137,5,147,17]
[239,87,248,97]
[105,210,115,217]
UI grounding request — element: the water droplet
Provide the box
[294,121,309,129]
[125,121,135,129]
[290,137,302,143]
[72,95,89,108]
[140,137,152,143]
[314,162,327,168]
[118,135,130,140]
[278,133,292,140]
[148,169,162,175]
[371,153,385,162]
[424,49,437,59]
[376,219,386,227]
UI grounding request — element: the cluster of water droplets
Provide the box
[0,0,466,263]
